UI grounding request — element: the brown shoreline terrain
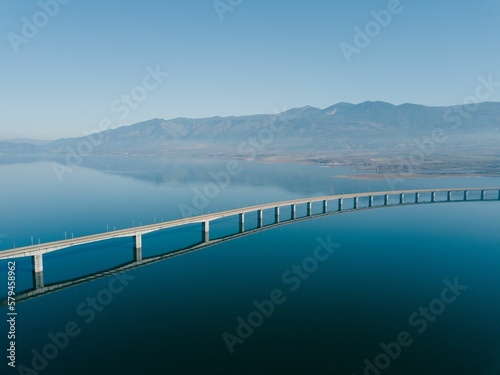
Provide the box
[334,172,500,180]
[250,152,500,179]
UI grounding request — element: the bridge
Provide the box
[1,187,499,299]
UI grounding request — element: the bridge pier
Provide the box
[291,204,296,219]
[447,191,452,202]
[369,196,374,207]
[275,207,280,223]
[431,192,436,202]
[338,198,343,211]
[384,194,389,206]
[416,192,420,203]
[307,202,312,216]
[400,193,404,204]
[32,254,44,289]
[133,235,143,262]
[33,253,43,273]
[481,190,486,200]
[203,221,210,242]
[354,197,358,209]
[134,234,142,249]
[239,213,245,233]
[464,190,468,201]
[257,210,263,228]
[323,200,328,213]
[498,190,500,200]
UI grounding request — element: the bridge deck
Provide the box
[0,187,497,260]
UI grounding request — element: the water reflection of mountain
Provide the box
[79,156,343,195]
[0,154,343,194]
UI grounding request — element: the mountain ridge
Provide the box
[2,101,500,174]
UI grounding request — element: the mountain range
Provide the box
[2,101,500,174]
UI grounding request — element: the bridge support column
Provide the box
[369,196,373,207]
[275,207,280,223]
[464,190,468,201]
[338,198,343,211]
[447,191,452,202]
[384,194,389,206]
[239,213,245,233]
[481,190,485,200]
[431,192,436,202]
[400,193,404,204]
[32,254,44,289]
[322,200,328,214]
[498,190,500,200]
[291,204,296,219]
[203,221,210,242]
[307,202,312,216]
[134,234,142,249]
[416,193,420,203]
[354,197,358,209]
[257,210,263,228]
[33,254,43,273]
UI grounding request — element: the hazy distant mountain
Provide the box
[3,138,50,146]
[0,141,40,154]
[3,101,500,174]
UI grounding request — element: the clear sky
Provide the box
[1,0,499,139]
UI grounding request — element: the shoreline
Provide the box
[1,153,500,180]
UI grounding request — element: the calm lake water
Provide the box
[1,158,500,375]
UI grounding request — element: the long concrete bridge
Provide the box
[1,187,499,297]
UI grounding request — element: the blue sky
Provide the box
[1,0,499,139]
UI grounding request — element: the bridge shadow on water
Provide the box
[1,189,499,306]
